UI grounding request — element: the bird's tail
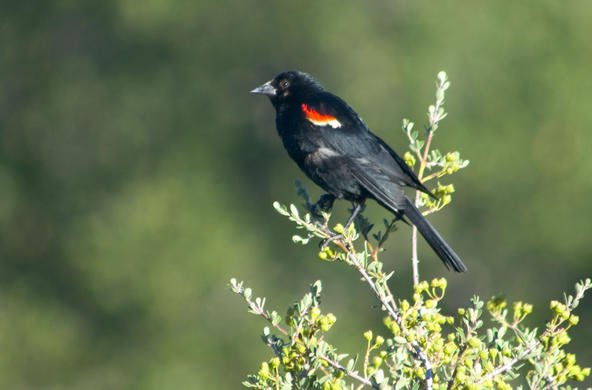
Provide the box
[402,197,467,272]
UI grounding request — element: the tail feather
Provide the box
[402,197,467,272]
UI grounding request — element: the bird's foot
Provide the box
[319,233,346,250]
[310,194,335,220]
[313,222,343,250]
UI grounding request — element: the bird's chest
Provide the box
[276,113,327,162]
[275,113,367,201]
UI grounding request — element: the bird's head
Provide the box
[251,71,325,108]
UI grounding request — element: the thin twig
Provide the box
[422,170,445,183]
[418,129,435,179]
[412,126,435,287]
[346,252,432,390]
[382,282,399,315]
[362,338,371,378]
[446,343,469,390]
[235,287,289,337]
[475,342,537,385]
[320,355,379,389]
[347,252,399,320]
[410,71,448,286]
[414,344,434,390]
[371,218,397,260]
[421,207,441,217]
[411,198,420,287]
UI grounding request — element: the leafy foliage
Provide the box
[231,72,590,389]
[231,225,591,389]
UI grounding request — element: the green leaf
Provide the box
[346,358,355,372]
[374,368,384,383]
[273,201,289,215]
[271,311,281,326]
[289,203,299,218]
[292,234,311,245]
[395,376,409,390]
[312,280,323,295]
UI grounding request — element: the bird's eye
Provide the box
[280,80,290,89]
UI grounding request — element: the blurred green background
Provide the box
[1,1,591,388]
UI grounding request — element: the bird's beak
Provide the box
[250,80,276,96]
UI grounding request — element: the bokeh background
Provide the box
[1,1,591,388]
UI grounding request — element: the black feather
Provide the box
[401,198,466,272]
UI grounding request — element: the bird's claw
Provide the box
[319,231,353,251]
[320,234,344,250]
[310,194,336,220]
[316,194,335,211]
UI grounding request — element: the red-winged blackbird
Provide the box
[251,71,466,272]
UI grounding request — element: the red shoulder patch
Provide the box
[301,104,342,128]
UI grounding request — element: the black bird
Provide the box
[251,71,466,272]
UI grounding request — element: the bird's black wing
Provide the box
[305,93,435,197]
[372,135,435,198]
[345,156,408,211]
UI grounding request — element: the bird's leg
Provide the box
[343,200,365,232]
[320,233,344,250]
[311,194,338,247]
[311,193,336,219]
[320,200,364,250]
[312,194,336,235]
